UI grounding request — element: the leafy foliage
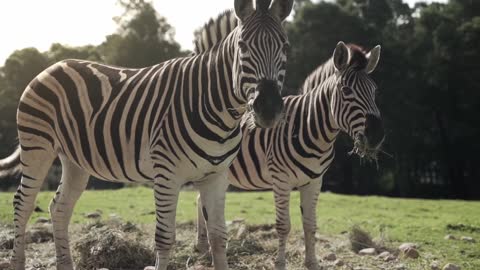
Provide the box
[286,0,480,199]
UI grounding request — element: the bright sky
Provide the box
[0,0,447,65]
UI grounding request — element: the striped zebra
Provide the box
[191,12,384,270]
[0,1,293,269]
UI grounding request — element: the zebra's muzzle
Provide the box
[250,79,284,128]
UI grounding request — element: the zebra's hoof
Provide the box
[194,242,210,255]
[305,260,321,270]
[274,260,286,270]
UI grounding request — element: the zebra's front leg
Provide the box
[153,178,181,270]
[195,194,210,254]
[299,180,322,270]
[273,184,292,270]
[196,172,229,270]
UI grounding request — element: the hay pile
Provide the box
[74,220,154,270]
[348,225,376,252]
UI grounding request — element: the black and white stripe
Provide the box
[0,1,294,270]
[191,13,383,270]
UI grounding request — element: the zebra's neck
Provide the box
[304,75,340,148]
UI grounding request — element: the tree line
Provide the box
[1,0,479,199]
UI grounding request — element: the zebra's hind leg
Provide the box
[153,178,181,270]
[49,155,89,270]
[12,147,56,270]
[273,184,292,270]
[195,194,210,254]
[196,172,229,270]
[299,180,322,270]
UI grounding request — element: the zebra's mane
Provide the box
[193,10,238,54]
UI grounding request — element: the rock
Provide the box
[385,255,396,262]
[333,259,344,266]
[378,251,390,259]
[444,234,456,240]
[399,242,417,251]
[460,236,475,243]
[430,261,440,270]
[323,252,336,261]
[85,212,101,219]
[144,267,155,270]
[378,251,396,261]
[36,217,51,224]
[359,248,376,255]
[0,261,10,270]
[402,247,420,259]
[442,263,461,270]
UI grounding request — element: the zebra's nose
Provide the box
[252,79,284,128]
[365,114,384,147]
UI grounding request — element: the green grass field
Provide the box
[1,187,479,269]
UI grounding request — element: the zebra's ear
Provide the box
[365,45,381,74]
[234,0,255,22]
[269,0,294,21]
[333,41,350,71]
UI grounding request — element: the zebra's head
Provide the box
[233,0,292,128]
[330,42,384,160]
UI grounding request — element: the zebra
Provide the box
[0,1,293,269]
[191,12,384,270]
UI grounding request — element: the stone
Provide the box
[402,247,419,259]
[444,234,456,240]
[359,248,376,255]
[399,242,417,251]
[323,252,336,261]
[378,251,390,259]
[385,255,396,262]
[333,259,344,266]
[430,261,440,270]
[442,263,461,270]
[36,217,50,224]
[460,236,475,243]
[85,212,101,219]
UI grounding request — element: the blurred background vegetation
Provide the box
[0,0,479,199]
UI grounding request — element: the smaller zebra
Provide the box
[196,41,384,270]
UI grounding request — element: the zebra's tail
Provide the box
[0,146,22,178]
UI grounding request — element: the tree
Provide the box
[286,1,372,89]
[99,0,185,67]
[46,43,102,64]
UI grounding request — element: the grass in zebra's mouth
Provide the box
[349,134,390,169]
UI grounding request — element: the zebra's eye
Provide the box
[282,43,290,55]
[238,40,248,54]
[342,86,353,95]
